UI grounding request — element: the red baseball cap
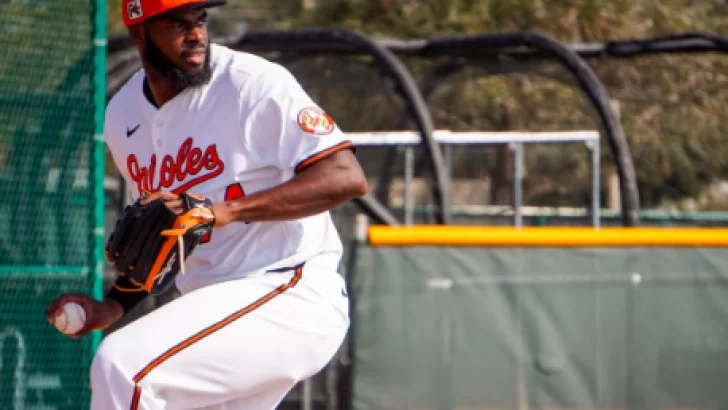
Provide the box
[122,0,227,28]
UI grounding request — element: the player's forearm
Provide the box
[102,298,126,322]
[213,171,365,224]
[212,151,367,226]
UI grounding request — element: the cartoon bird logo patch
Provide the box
[298,107,335,136]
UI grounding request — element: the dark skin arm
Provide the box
[142,149,368,227]
[45,149,366,338]
[46,294,124,339]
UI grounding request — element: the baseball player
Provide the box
[45,0,367,408]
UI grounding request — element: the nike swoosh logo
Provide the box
[126,124,140,138]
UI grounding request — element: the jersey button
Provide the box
[156,140,162,148]
[156,120,164,127]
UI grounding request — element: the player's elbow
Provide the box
[308,149,368,203]
[331,150,368,200]
[347,168,368,199]
[332,164,368,205]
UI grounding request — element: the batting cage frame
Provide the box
[107,29,727,229]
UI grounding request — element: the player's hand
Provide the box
[141,190,229,228]
[46,294,124,338]
[140,191,185,214]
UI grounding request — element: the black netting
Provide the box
[591,53,728,208]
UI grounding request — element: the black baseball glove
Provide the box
[105,192,215,294]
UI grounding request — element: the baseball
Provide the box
[54,302,87,335]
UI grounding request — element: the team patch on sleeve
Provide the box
[297,107,335,136]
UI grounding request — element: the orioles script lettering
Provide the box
[127,137,225,195]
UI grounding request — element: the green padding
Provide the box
[350,246,728,410]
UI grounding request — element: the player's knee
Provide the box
[90,332,134,389]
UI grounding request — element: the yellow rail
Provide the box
[368,226,728,247]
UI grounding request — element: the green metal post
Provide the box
[91,0,107,353]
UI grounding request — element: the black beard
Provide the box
[143,32,212,90]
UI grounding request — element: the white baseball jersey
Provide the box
[104,44,354,293]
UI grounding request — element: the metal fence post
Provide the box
[510,143,524,228]
[404,146,415,226]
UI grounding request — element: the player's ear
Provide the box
[129,24,145,48]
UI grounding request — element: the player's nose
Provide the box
[185,26,206,43]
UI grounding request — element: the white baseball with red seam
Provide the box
[54,302,87,335]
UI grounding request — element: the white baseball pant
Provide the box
[89,264,349,409]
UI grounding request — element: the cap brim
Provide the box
[155,0,227,20]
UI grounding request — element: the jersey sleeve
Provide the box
[242,66,354,173]
[103,103,140,202]
[103,108,127,189]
